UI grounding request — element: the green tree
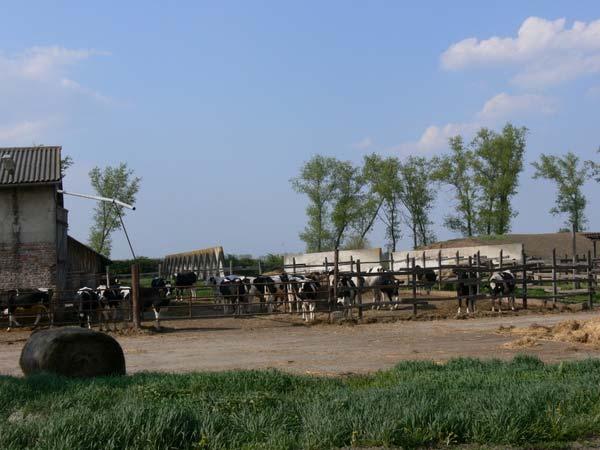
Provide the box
[363,153,403,251]
[60,155,73,178]
[291,155,337,252]
[532,152,592,232]
[397,156,436,249]
[471,123,527,235]
[329,160,366,249]
[587,147,600,183]
[88,163,141,257]
[431,136,478,237]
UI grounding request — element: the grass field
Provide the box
[1,356,600,449]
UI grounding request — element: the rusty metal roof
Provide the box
[0,146,62,185]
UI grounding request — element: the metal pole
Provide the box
[552,248,557,309]
[116,207,137,260]
[521,249,528,309]
[131,263,140,330]
[356,259,363,319]
[411,257,417,315]
[105,265,110,287]
[588,250,594,310]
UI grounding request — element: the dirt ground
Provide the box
[2,306,600,377]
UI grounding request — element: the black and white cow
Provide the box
[489,270,516,312]
[296,277,321,322]
[364,267,397,309]
[96,285,125,331]
[217,277,249,315]
[416,265,437,295]
[76,287,100,329]
[172,272,198,300]
[332,275,357,319]
[455,269,477,315]
[1,289,52,331]
[119,283,172,328]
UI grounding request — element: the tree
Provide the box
[431,136,478,237]
[363,153,403,251]
[397,156,437,249]
[587,147,600,183]
[291,155,337,252]
[471,123,527,235]
[88,163,141,257]
[60,155,73,178]
[329,160,366,249]
[532,152,592,232]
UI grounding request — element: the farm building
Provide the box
[0,146,109,295]
[415,233,599,263]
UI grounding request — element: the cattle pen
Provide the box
[0,246,598,331]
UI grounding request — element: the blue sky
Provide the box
[1,1,599,258]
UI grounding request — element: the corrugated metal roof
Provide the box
[0,146,62,185]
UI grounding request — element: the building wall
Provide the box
[284,248,383,273]
[0,185,58,290]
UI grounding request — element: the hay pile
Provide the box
[502,317,600,348]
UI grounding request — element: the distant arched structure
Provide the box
[161,246,225,280]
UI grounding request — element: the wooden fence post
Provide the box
[521,249,528,309]
[552,248,557,309]
[468,256,475,312]
[350,255,354,273]
[356,259,363,319]
[422,251,426,269]
[105,265,111,287]
[131,264,140,330]
[476,251,481,296]
[292,257,296,275]
[499,249,504,270]
[229,259,233,276]
[411,257,417,315]
[258,260,262,275]
[438,250,443,291]
[455,251,459,267]
[588,250,594,310]
[332,249,339,320]
[324,257,329,273]
[390,252,394,272]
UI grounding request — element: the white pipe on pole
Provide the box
[58,190,136,210]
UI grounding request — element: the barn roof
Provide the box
[0,146,62,186]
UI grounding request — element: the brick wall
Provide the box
[0,242,56,290]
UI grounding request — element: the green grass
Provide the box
[2,356,600,449]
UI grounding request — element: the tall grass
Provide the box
[1,356,600,449]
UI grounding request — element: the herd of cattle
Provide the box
[0,266,518,331]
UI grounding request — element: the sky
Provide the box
[0,1,599,258]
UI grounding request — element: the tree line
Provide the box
[292,123,600,253]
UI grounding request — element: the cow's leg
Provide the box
[33,310,42,327]
[8,313,21,330]
[153,306,161,329]
[457,297,462,315]
[511,293,516,311]
[310,302,316,322]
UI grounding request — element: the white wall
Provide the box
[391,243,524,269]
[284,248,382,273]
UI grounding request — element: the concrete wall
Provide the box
[0,185,58,290]
[391,243,524,269]
[284,248,382,273]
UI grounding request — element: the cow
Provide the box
[455,268,477,315]
[172,271,198,300]
[364,267,397,309]
[415,265,437,295]
[296,277,321,322]
[217,277,248,315]
[489,270,516,312]
[1,289,52,331]
[119,283,172,328]
[335,275,357,319]
[96,285,125,331]
[76,287,100,329]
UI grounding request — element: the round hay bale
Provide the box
[20,327,125,377]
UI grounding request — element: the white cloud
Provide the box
[441,16,600,87]
[477,92,556,119]
[397,92,554,153]
[352,137,373,150]
[0,46,110,100]
[0,120,50,144]
[587,85,600,98]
